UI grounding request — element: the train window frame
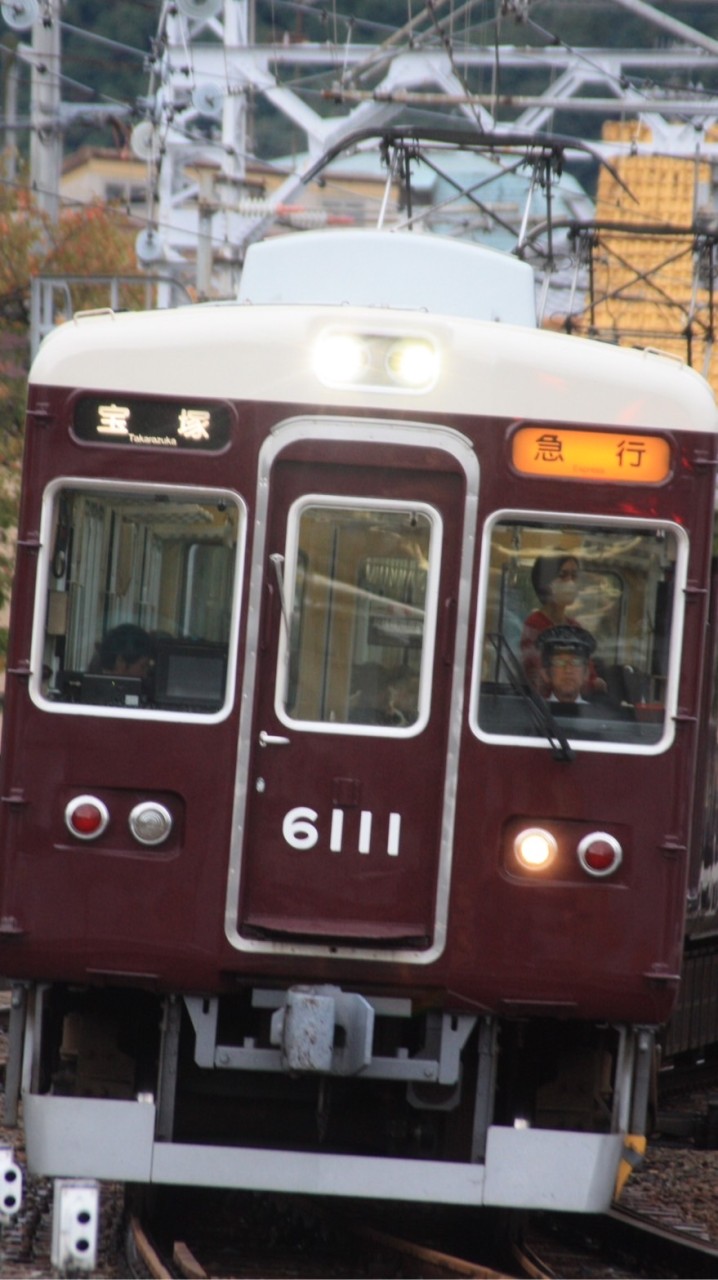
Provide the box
[273,494,442,737]
[29,477,246,724]
[469,508,689,756]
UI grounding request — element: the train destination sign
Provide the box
[73,396,231,451]
[512,426,671,484]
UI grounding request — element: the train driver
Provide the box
[537,625,632,724]
[536,624,596,705]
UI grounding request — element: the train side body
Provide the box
[2,230,717,1217]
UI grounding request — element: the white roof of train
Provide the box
[237,230,538,325]
[30,230,718,435]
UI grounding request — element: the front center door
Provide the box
[229,426,476,959]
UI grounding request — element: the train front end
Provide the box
[0,230,716,1225]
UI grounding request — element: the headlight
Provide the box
[385,338,439,389]
[312,332,368,385]
[513,826,558,871]
[312,330,439,393]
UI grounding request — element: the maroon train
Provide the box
[1,220,718,1252]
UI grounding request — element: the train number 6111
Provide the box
[282,806,402,856]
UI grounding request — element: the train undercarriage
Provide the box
[4,978,652,1240]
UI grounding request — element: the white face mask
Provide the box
[551,576,578,605]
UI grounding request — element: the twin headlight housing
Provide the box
[312,330,439,393]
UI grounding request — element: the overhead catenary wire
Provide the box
[4,0,718,297]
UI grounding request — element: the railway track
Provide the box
[126,1198,511,1279]
[124,1191,718,1280]
[518,1205,718,1278]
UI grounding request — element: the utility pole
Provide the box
[2,0,63,218]
[2,52,20,181]
[29,0,62,219]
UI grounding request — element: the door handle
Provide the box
[259,730,291,747]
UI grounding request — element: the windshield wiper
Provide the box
[487,633,575,762]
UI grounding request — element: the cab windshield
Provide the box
[475,516,686,750]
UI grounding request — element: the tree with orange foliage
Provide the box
[0,175,141,648]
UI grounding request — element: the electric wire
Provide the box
[4,1,718,275]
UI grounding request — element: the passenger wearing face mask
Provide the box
[520,554,605,696]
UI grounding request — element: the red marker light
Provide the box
[577,832,623,878]
[65,795,110,841]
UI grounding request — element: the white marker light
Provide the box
[128,801,173,847]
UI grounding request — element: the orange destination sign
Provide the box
[512,427,671,484]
